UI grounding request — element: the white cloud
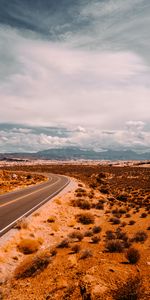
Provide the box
[0,26,150,132]
[0,122,150,153]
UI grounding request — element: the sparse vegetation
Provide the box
[47,216,55,223]
[133,231,148,243]
[15,251,51,279]
[71,244,81,253]
[92,225,102,234]
[68,231,84,241]
[76,212,95,224]
[57,238,70,248]
[125,247,140,264]
[105,240,124,253]
[80,249,93,259]
[17,239,41,254]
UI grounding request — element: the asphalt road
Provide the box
[0,174,69,236]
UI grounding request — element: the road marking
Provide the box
[0,177,60,208]
[0,177,70,236]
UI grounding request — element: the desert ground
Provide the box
[0,162,150,299]
[0,170,47,195]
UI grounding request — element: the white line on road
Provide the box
[0,177,70,236]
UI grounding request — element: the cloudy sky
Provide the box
[0,0,150,153]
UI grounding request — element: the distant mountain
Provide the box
[36,147,150,161]
[0,147,150,161]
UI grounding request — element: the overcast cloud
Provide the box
[0,0,150,152]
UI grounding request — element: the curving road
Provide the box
[0,174,69,236]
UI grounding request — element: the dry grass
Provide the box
[17,238,41,254]
[125,247,140,264]
[76,212,95,225]
[15,251,51,279]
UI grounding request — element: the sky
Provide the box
[0,0,150,153]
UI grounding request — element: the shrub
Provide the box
[72,198,91,210]
[91,235,100,244]
[100,188,109,194]
[125,213,131,218]
[92,225,102,234]
[17,239,40,254]
[105,240,124,253]
[140,212,147,218]
[76,213,95,225]
[147,226,150,230]
[105,230,116,240]
[84,230,93,237]
[80,249,93,259]
[15,251,51,279]
[111,217,121,225]
[129,220,136,225]
[115,229,128,242]
[134,231,148,243]
[95,202,104,210]
[118,208,127,215]
[71,244,81,253]
[57,238,70,248]
[126,247,140,264]
[68,231,84,241]
[47,216,55,223]
[112,276,144,300]
[116,194,128,202]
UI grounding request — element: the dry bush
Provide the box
[100,187,109,194]
[140,212,147,218]
[75,188,86,193]
[14,218,28,230]
[112,276,144,300]
[133,231,148,243]
[15,251,51,279]
[71,244,81,253]
[129,220,136,225]
[115,229,128,242]
[68,231,84,241]
[110,217,121,225]
[57,238,70,248]
[80,249,93,259]
[84,230,93,237]
[125,213,131,218]
[116,194,128,202]
[126,247,140,264]
[91,235,100,244]
[118,208,127,215]
[17,238,41,254]
[71,198,91,210]
[76,212,95,225]
[47,216,55,223]
[92,225,102,234]
[105,230,116,240]
[95,202,104,210]
[105,240,124,253]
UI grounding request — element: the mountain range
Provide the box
[0,147,150,161]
